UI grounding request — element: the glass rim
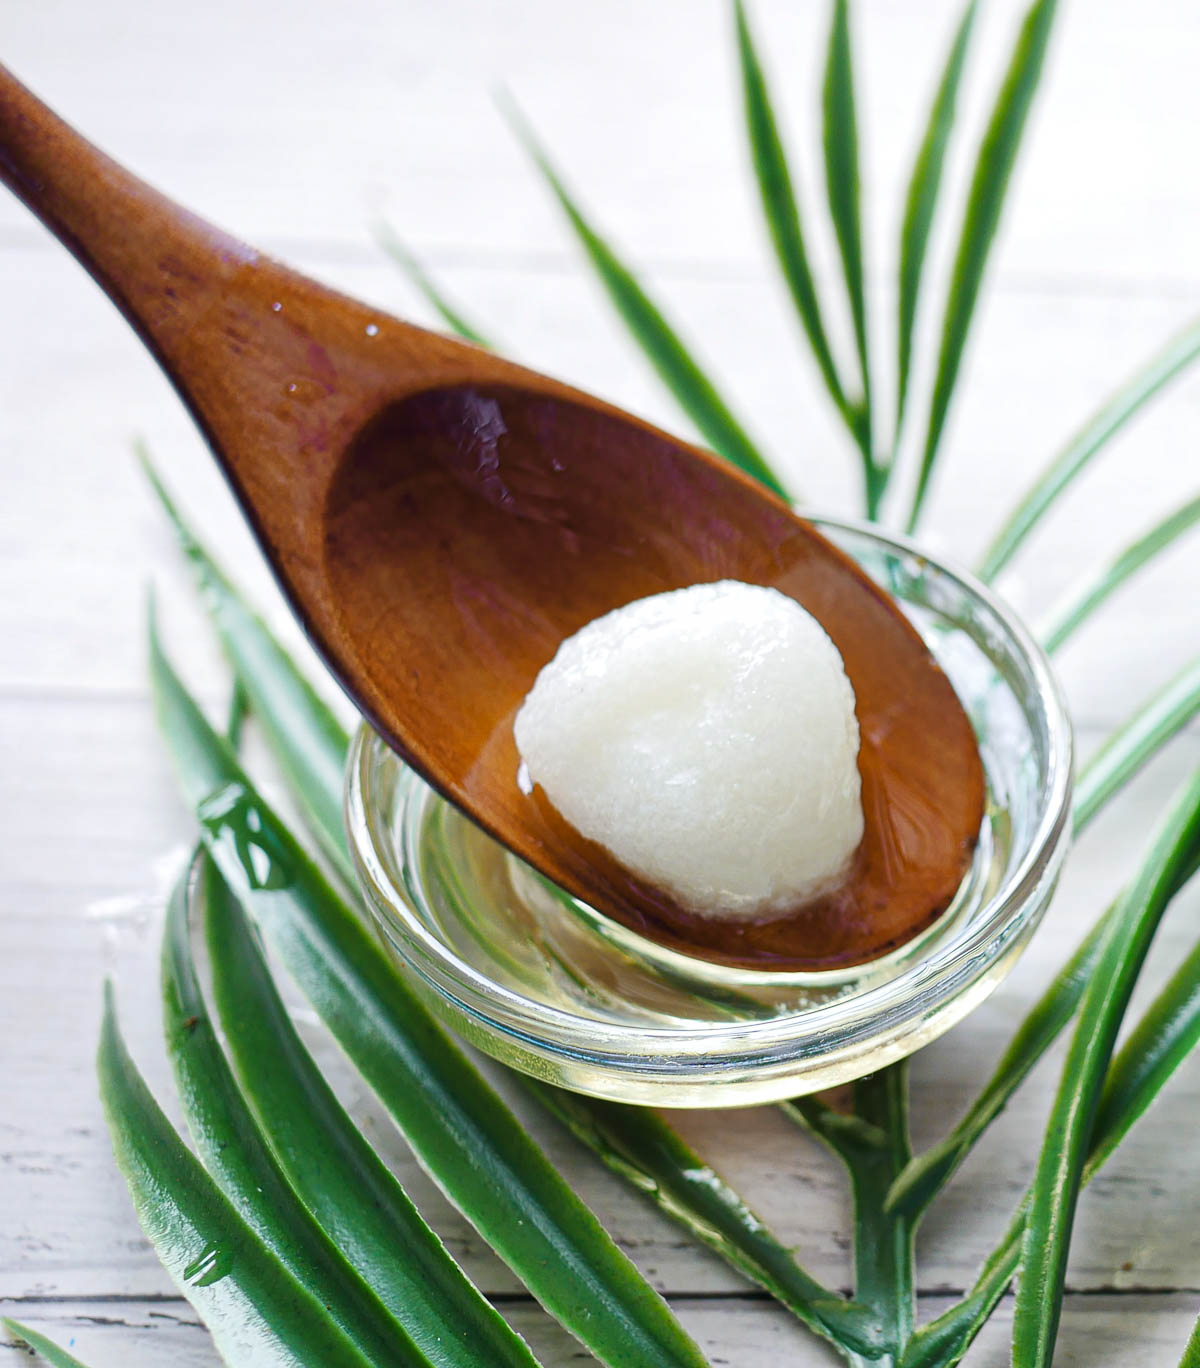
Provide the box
[346,514,1074,1072]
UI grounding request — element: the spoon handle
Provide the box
[0,63,265,373]
[0,63,486,506]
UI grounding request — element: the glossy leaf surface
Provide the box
[99,985,378,1368]
[162,860,432,1368]
[200,860,542,1368]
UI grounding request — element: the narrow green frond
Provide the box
[822,0,873,462]
[1074,655,1200,832]
[903,814,1200,1368]
[373,218,495,347]
[894,1,979,446]
[525,1082,882,1361]
[907,0,1060,532]
[499,91,788,498]
[886,908,1110,1223]
[978,316,1200,580]
[1179,1311,1200,1368]
[146,615,710,1368]
[847,1066,915,1355]
[2,1320,96,1368]
[1086,854,1200,1181]
[1040,491,1200,654]
[140,448,355,891]
[733,1,856,443]
[161,861,434,1368]
[888,658,1200,1221]
[199,860,543,1368]
[1013,768,1200,1368]
[98,984,377,1368]
[899,1204,1026,1368]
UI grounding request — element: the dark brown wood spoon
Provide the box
[0,64,984,971]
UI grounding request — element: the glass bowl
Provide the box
[345,516,1073,1107]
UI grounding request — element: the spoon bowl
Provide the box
[1,64,984,965]
[347,517,1074,1105]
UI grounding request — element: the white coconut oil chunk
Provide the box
[513,580,864,920]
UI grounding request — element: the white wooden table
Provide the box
[3,2,1200,1363]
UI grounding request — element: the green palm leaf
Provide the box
[197,859,542,1368]
[147,611,710,1368]
[162,859,435,1368]
[139,448,355,891]
[894,0,978,446]
[1086,858,1200,1181]
[525,1082,881,1361]
[1074,655,1200,831]
[733,1,856,455]
[821,0,874,489]
[2,1321,96,1368]
[1012,768,1200,1368]
[499,93,787,499]
[907,0,1060,532]
[372,218,494,347]
[886,654,1200,1221]
[98,984,379,1368]
[1039,491,1200,653]
[978,316,1200,580]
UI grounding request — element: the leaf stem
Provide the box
[849,1066,915,1359]
[784,1068,914,1362]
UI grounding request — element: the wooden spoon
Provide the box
[0,65,983,971]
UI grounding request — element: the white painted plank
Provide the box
[3,0,1200,295]
[4,1293,1200,1367]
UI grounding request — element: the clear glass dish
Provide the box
[345,516,1074,1107]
